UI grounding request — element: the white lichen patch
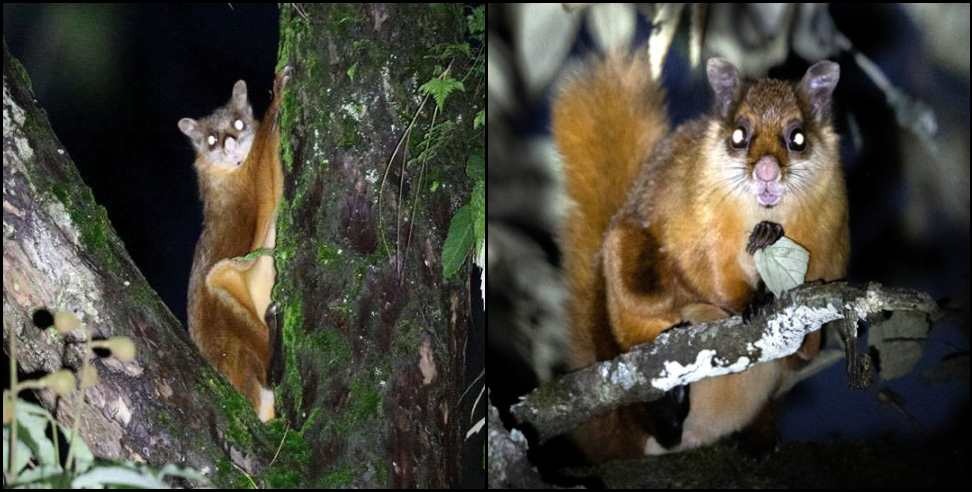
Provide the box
[102,355,143,377]
[601,361,642,390]
[3,80,28,129]
[380,64,394,99]
[47,200,80,246]
[509,428,527,446]
[650,350,752,391]
[341,101,366,122]
[311,127,328,165]
[365,168,379,184]
[111,395,133,426]
[845,287,883,326]
[752,304,841,360]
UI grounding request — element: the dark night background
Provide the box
[5,4,484,488]
[487,2,969,477]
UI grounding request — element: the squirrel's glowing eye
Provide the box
[234,119,244,131]
[788,128,806,151]
[207,135,217,146]
[730,127,748,149]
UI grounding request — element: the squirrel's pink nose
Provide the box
[754,156,780,182]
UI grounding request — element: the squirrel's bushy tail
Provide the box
[551,52,668,368]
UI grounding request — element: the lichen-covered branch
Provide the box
[510,281,941,442]
[487,397,550,489]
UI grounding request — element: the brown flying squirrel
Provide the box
[179,66,291,422]
[552,52,848,461]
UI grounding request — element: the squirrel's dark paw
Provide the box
[746,221,784,255]
[266,302,284,387]
[742,285,774,324]
[644,384,691,449]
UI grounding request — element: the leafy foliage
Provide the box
[420,76,465,112]
[436,4,485,280]
[4,312,205,488]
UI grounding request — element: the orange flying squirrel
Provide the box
[179,66,292,422]
[552,50,848,460]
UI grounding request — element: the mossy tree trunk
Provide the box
[272,4,482,488]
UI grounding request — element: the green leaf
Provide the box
[15,400,57,467]
[3,426,34,476]
[12,465,66,487]
[466,153,484,181]
[64,424,95,473]
[347,62,358,81]
[240,247,274,262]
[442,204,474,280]
[753,236,809,297]
[473,109,485,129]
[468,5,485,36]
[420,77,464,111]
[71,465,168,489]
[426,42,471,60]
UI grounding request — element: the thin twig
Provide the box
[377,60,453,261]
[231,461,259,489]
[455,369,485,410]
[291,3,309,22]
[268,421,291,469]
[7,321,18,482]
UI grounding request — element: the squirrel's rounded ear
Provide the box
[706,57,740,119]
[178,118,198,137]
[232,80,248,107]
[799,61,840,121]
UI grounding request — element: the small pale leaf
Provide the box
[753,236,809,297]
[465,417,485,440]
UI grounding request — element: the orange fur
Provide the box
[553,52,848,461]
[552,51,668,368]
[187,68,288,421]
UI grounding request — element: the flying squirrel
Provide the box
[552,52,848,461]
[179,66,292,422]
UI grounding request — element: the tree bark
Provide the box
[3,40,271,487]
[270,4,482,488]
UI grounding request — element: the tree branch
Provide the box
[487,396,551,489]
[510,281,941,442]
